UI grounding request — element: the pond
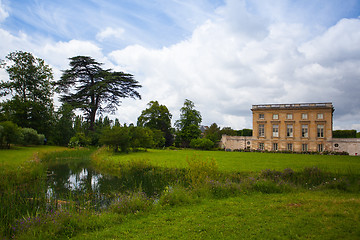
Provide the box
[46,161,125,210]
[42,152,180,211]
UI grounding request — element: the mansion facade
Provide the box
[221,103,360,156]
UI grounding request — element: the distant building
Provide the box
[220,102,359,156]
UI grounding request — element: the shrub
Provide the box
[186,155,219,187]
[159,185,195,206]
[18,128,44,145]
[68,132,91,148]
[190,138,214,150]
[99,126,130,152]
[0,121,19,148]
[109,191,152,215]
[252,180,290,194]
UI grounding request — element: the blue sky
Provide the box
[1,0,360,130]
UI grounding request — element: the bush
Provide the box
[18,128,44,145]
[190,138,214,150]
[159,185,195,206]
[68,132,91,148]
[109,191,152,215]
[0,121,19,148]
[186,155,219,187]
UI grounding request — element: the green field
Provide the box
[1,147,360,239]
[104,149,360,173]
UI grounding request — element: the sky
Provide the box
[1,0,360,131]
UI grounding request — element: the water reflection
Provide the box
[46,162,124,210]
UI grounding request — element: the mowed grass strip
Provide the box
[105,149,360,173]
[75,191,360,240]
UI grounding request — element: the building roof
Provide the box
[251,102,333,111]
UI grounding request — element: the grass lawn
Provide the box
[104,149,360,173]
[0,145,67,167]
[75,191,360,240]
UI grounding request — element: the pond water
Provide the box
[45,161,127,210]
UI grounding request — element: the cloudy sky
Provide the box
[1,0,360,130]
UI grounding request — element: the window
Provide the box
[286,124,293,137]
[259,113,264,119]
[258,124,265,137]
[317,113,323,119]
[317,125,324,138]
[302,144,308,152]
[287,143,293,151]
[302,113,308,120]
[273,143,278,151]
[259,143,264,150]
[273,114,279,120]
[318,144,323,152]
[301,125,308,138]
[334,143,339,148]
[272,125,279,137]
[286,113,293,120]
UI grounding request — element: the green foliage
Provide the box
[100,126,130,152]
[137,101,173,146]
[0,51,55,137]
[204,123,221,143]
[68,132,91,148]
[56,56,141,130]
[109,191,153,215]
[237,128,253,136]
[0,121,19,148]
[129,126,154,150]
[175,99,201,129]
[175,99,202,147]
[176,124,202,147]
[220,126,237,136]
[151,129,166,148]
[333,129,357,138]
[190,138,215,150]
[18,127,44,145]
[0,51,54,104]
[186,155,219,187]
[51,103,75,146]
[159,185,195,206]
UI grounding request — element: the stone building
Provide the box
[251,103,334,152]
[220,102,360,156]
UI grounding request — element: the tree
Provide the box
[137,101,173,147]
[220,127,237,136]
[52,103,75,146]
[100,126,130,152]
[333,130,357,138]
[56,56,141,131]
[0,121,19,148]
[0,51,55,136]
[175,99,202,147]
[204,123,221,143]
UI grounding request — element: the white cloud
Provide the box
[96,27,125,42]
[1,1,360,130]
[0,0,8,22]
[109,7,360,130]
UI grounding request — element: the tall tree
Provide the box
[175,99,202,147]
[137,101,173,146]
[204,123,221,143]
[56,56,141,130]
[0,51,54,136]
